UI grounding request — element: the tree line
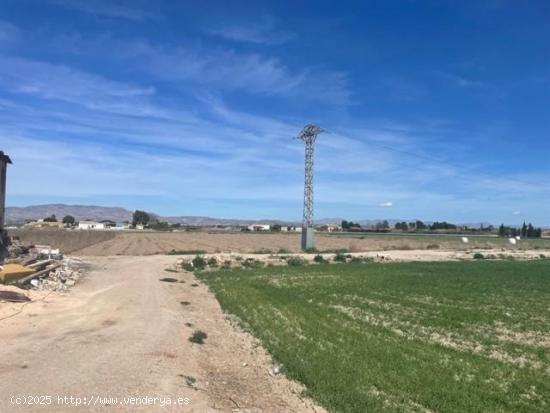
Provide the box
[498,222,541,238]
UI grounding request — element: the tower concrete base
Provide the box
[301,227,315,251]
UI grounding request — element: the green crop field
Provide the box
[199,261,550,412]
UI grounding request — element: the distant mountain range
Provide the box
[5,204,495,228]
[5,204,303,226]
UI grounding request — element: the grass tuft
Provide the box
[188,330,207,344]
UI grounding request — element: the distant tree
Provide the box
[62,215,75,225]
[43,214,57,222]
[395,222,409,231]
[415,220,427,230]
[132,210,150,226]
[521,222,528,238]
[498,224,506,237]
[271,224,282,232]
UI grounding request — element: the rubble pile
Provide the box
[30,258,84,291]
[1,236,84,291]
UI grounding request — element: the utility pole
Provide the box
[296,124,325,250]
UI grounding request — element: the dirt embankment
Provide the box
[9,229,117,254]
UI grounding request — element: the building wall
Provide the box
[78,222,105,230]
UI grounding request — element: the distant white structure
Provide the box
[509,238,517,245]
[281,225,302,232]
[78,221,105,230]
[516,236,521,240]
[461,237,469,243]
[248,224,271,232]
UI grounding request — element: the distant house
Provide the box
[248,224,271,232]
[78,220,105,230]
[317,224,341,232]
[99,220,116,228]
[281,226,302,232]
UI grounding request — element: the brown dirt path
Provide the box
[0,256,324,413]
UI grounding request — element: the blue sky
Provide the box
[1,0,549,224]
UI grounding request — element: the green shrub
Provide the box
[426,244,440,250]
[333,252,348,262]
[192,255,207,270]
[277,248,290,254]
[188,330,207,344]
[287,256,306,266]
[473,253,484,260]
[181,262,194,272]
[313,254,327,264]
[207,257,218,267]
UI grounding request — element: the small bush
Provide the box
[181,262,194,272]
[333,252,348,262]
[287,256,306,266]
[190,283,199,287]
[159,277,178,283]
[192,255,207,271]
[207,257,218,267]
[426,244,440,250]
[164,268,178,272]
[313,254,327,264]
[305,247,318,253]
[473,253,484,260]
[180,301,191,305]
[221,260,232,270]
[277,247,290,254]
[188,330,207,344]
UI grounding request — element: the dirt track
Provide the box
[0,256,324,413]
[11,229,528,256]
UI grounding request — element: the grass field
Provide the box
[199,261,550,412]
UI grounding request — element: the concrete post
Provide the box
[0,151,12,263]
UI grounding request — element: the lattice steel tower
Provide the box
[296,124,325,250]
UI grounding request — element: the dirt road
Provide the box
[0,256,323,413]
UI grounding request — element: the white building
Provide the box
[281,226,302,232]
[248,224,271,232]
[78,221,105,230]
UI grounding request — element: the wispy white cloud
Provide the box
[50,0,158,21]
[0,55,163,116]
[379,201,393,207]
[126,41,351,104]
[206,16,294,45]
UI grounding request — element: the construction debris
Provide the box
[1,236,85,291]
